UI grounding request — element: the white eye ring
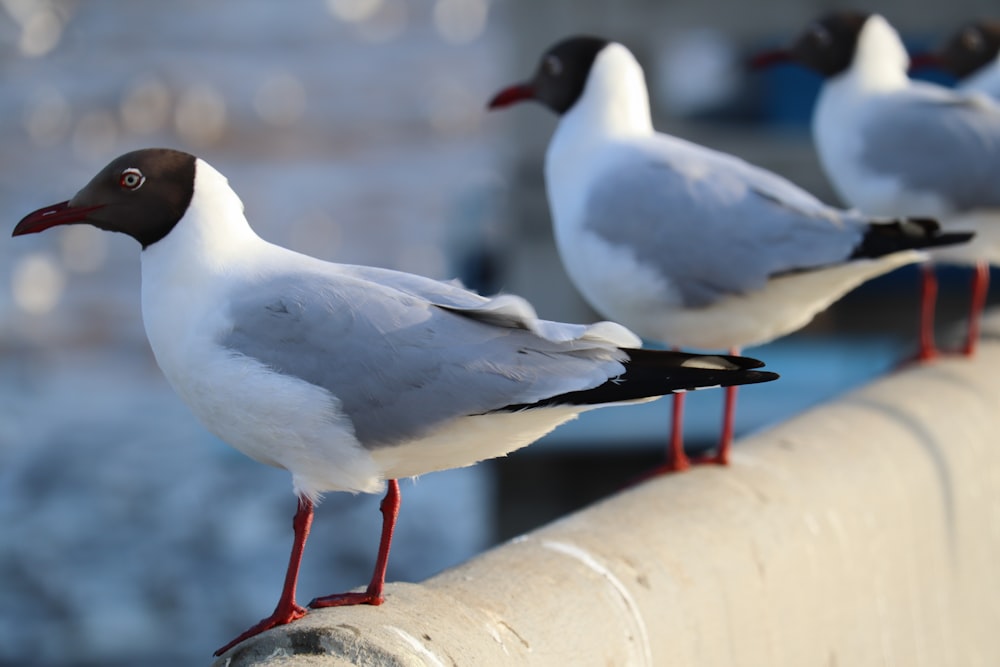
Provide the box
[120,167,145,190]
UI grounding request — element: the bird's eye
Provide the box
[544,55,563,76]
[809,23,832,47]
[962,28,984,51]
[120,167,145,190]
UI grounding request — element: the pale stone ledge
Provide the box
[214,319,1000,666]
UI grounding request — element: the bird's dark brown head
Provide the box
[913,19,1000,79]
[13,148,197,249]
[751,11,872,77]
[487,35,610,115]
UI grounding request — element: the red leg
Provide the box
[917,264,939,362]
[214,498,313,656]
[310,479,400,608]
[665,391,691,472]
[625,390,691,484]
[962,261,990,357]
[692,346,739,466]
[665,344,691,472]
[638,347,691,478]
[714,384,738,465]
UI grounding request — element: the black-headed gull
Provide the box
[12,148,780,655]
[753,11,1000,360]
[487,35,971,472]
[911,19,1000,100]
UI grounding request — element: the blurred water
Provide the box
[1,1,506,664]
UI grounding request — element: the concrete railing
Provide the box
[213,320,1000,667]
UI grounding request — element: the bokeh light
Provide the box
[58,226,109,274]
[11,252,66,315]
[325,0,382,23]
[354,0,407,42]
[253,72,307,127]
[174,83,227,147]
[432,0,488,44]
[8,0,63,57]
[121,77,172,135]
[654,28,739,116]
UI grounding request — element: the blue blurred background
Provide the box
[0,1,994,664]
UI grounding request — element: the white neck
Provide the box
[141,158,262,282]
[545,43,653,234]
[139,159,266,363]
[554,43,653,143]
[811,15,919,209]
[959,54,1000,99]
[837,14,911,92]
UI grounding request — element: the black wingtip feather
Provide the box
[499,349,778,411]
[623,347,767,370]
[851,217,975,259]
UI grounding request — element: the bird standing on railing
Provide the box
[752,11,1000,360]
[11,148,780,655]
[487,35,972,473]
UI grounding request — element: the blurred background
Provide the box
[0,0,995,664]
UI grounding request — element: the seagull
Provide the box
[911,19,1000,100]
[487,35,972,472]
[12,148,781,655]
[752,11,1000,360]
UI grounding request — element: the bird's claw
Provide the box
[213,602,308,656]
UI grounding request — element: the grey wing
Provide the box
[337,263,489,308]
[219,273,629,448]
[333,263,640,346]
[861,90,1000,211]
[583,141,865,308]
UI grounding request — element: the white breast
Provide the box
[138,162,383,502]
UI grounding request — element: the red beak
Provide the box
[13,201,105,237]
[748,49,793,70]
[487,83,536,109]
[908,52,942,72]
